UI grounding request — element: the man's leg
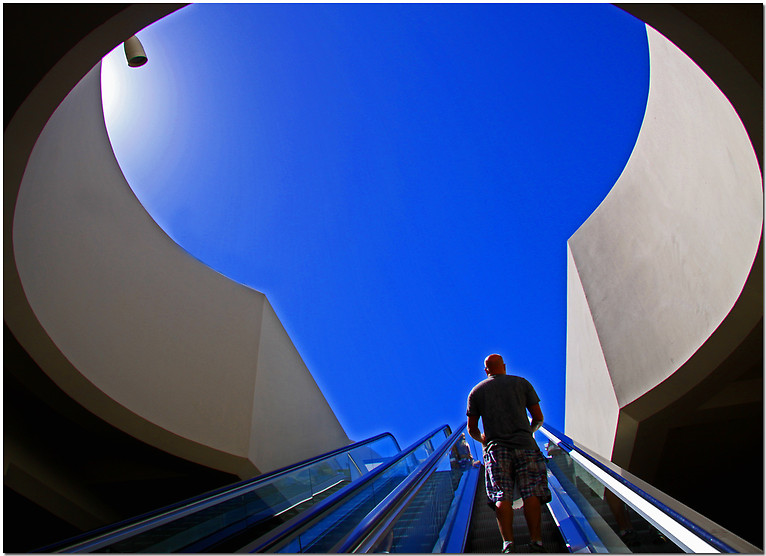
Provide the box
[521,495,542,542]
[485,447,516,552]
[516,449,549,551]
[495,499,514,543]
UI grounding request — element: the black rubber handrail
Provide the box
[37,432,399,553]
[333,424,468,553]
[247,424,452,553]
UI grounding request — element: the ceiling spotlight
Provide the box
[124,35,147,67]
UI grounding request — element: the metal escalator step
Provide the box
[386,471,455,553]
[465,469,567,553]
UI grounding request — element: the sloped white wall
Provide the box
[564,244,620,457]
[12,63,349,477]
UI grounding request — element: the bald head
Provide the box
[484,354,506,376]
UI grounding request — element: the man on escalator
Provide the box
[466,353,551,553]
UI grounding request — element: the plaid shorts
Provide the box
[484,445,551,506]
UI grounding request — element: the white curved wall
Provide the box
[565,26,762,458]
[12,62,349,477]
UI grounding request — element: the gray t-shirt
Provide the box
[466,374,540,450]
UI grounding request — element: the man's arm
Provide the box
[467,415,485,445]
[528,403,544,434]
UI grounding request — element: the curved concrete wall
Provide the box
[11,62,349,478]
[564,25,762,458]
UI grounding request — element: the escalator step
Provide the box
[465,469,567,553]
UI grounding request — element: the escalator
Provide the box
[37,432,405,553]
[338,425,758,554]
[40,424,759,553]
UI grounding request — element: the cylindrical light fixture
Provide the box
[124,35,147,67]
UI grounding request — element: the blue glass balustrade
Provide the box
[43,434,400,553]
[41,423,759,554]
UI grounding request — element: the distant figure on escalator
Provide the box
[466,354,551,553]
[456,434,474,469]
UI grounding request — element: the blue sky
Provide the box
[102,3,649,449]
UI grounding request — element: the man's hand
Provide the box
[467,415,485,445]
[528,403,544,434]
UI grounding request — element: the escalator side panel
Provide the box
[283,477,403,552]
[46,434,400,553]
[340,427,478,554]
[250,426,452,553]
[195,481,349,553]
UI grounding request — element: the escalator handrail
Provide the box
[442,454,481,553]
[540,424,742,554]
[39,432,399,553]
[246,424,452,553]
[333,424,469,553]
